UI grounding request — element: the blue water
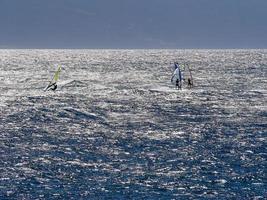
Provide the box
[0,50,266,199]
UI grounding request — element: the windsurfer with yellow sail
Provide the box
[44,66,61,91]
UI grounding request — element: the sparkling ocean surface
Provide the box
[0,49,266,199]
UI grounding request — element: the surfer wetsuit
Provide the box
[176,79,181,89]
[187,78,193,88]
[51,84,57,91]
[47,82,57,91]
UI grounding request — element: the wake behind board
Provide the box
[150,85,189,93]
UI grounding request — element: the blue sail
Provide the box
[174,63,182,82]
[178,67,182,82]
[174,63,179,69]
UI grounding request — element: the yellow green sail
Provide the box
[53,66,61,82]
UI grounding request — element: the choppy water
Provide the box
[0,49,266,199]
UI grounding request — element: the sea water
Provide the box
[0,49,266,199]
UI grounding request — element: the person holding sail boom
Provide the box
[185,63,193,88]
[187,77,193,88]
[48,82,57,91]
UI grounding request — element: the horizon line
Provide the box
[0,48,267,50]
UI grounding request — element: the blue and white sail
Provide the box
[171,63,183,88]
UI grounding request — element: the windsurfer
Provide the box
[47,82,57,91]
[176,79,181,89]
[171,63,182,89]
[187,78,193,88]
[44,66,61,92]
[51,83,57,91]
